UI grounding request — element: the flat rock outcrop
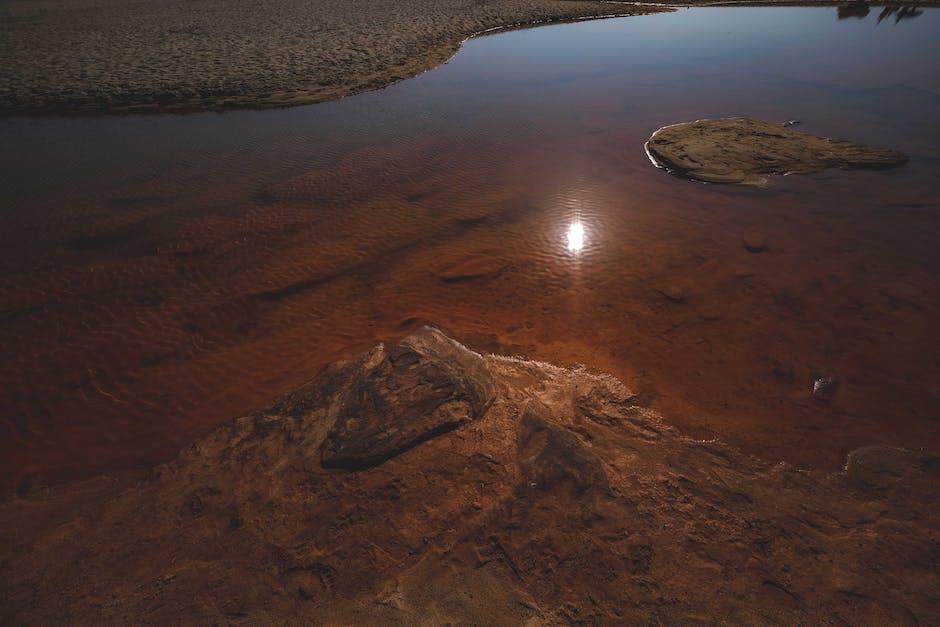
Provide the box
[1,326,937,624]
[645,117,908,185]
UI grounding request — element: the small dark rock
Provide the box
[812,376,838,400]
[656,287,688,304]
[743,236,770,253]
[771,359,795,379]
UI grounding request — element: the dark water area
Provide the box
[1,8,939,495]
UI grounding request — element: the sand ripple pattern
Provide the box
[2,9,939,497]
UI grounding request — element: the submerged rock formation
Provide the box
[1,327,937,624]
[645,117,908,185]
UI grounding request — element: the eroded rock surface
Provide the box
[321,326,495,470]
[645,117,908,185]
[1,327,936,625]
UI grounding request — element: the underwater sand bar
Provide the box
[0,0,667,115]
[645,117,908,185]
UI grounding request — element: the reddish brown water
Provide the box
[2,8,939,495]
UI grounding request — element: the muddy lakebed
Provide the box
[1,7,938,494]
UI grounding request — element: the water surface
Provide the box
[1,7,939,493]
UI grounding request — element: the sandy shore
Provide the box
[0,0,666,115]
[3,0,936,115]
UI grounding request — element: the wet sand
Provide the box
[0,0,663,114]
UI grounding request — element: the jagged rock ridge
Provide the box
[321,329,495,470]
[0,327,936,625]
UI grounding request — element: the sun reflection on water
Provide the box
[567,220,585,253]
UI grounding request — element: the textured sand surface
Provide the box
[1,328,936,624]
[645,117,908,185]
[0,0,662,114]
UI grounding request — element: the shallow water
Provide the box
[1,7,939,493]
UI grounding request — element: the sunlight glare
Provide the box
[567,220,585,253]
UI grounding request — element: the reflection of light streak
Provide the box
[567,220,585,253]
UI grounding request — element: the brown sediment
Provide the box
[645,117,908,185]
[1,4,938,502]
[0,0,666,115]
[2,118,938,498]
[1,328,937,624]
